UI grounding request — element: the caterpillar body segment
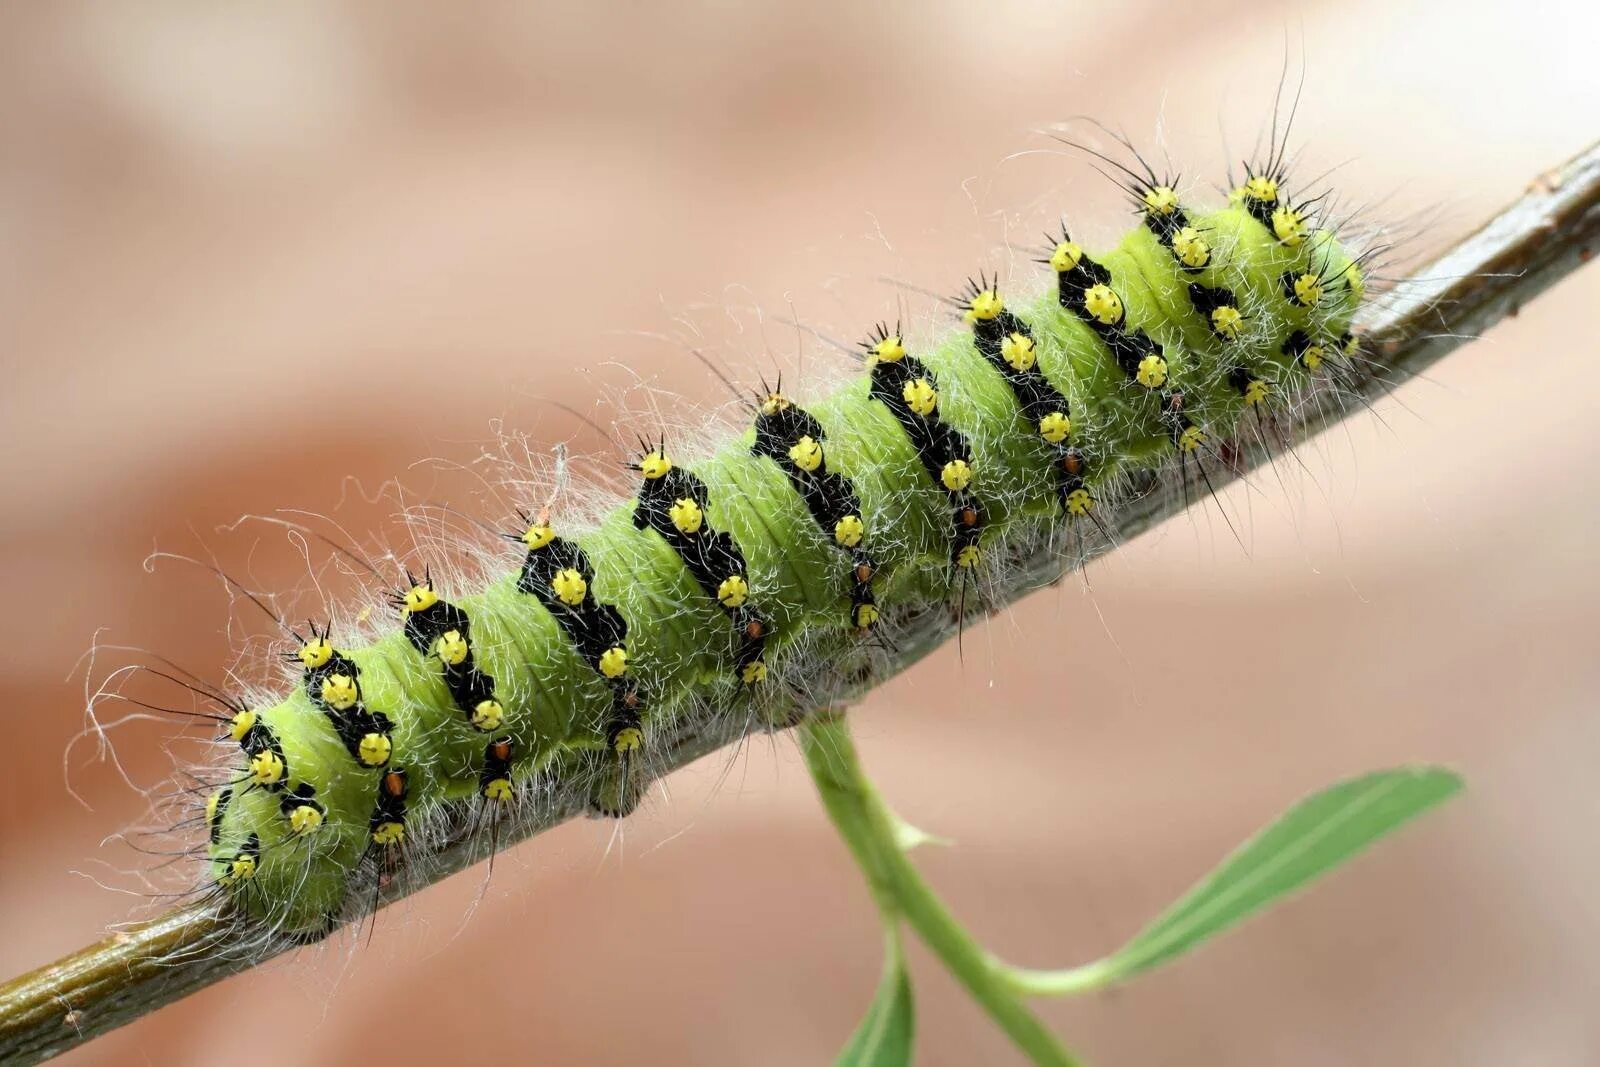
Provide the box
[749,392,882,632]
[205,185,1364,934]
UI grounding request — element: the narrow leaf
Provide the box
[837,930,915,1067]
[1067,766,1462,988]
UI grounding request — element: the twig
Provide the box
[3,139,1596,1065]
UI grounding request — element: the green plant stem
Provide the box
[800,713,1084,1067]
[1001,962,1116,998]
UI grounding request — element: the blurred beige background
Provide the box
[3,2,1598,1064]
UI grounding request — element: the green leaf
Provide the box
[1100,766,1462,981]
[1013,766,1462,995]
[837,929,915,1067]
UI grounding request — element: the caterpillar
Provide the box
[118,130,1368,941]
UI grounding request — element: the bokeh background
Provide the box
[3,2,1598,1064]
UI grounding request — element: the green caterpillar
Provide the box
[194,152,1365,937]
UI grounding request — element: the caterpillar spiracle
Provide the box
[117,136,1368,941]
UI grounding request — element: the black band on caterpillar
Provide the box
[220,696,286,793]
[1233,167,1314,250]
[395,577,506,734]
[479,736,516,802]
[1284,329,1324,371]
[237,718,288,791]
[369,768,408,846]
[513,522,643,754]
[214,832,260,888]
[390,577,528,824]
[960,277,1091,517]
[288,627,411,849]
[862,325,986,570]
[1228,163,1334,426]
[278,782,326,836]
[206,786,233,844]
[631,447,770,686]
[1186,281,1247,346]
[1047,236,1167,511]
[294,628,396,771]
[1051,235,1171,379]
[1139,182,1217,275]
[1051,216,1228,464]
[750,388,880,632]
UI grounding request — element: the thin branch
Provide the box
[3,139,1597,1065]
